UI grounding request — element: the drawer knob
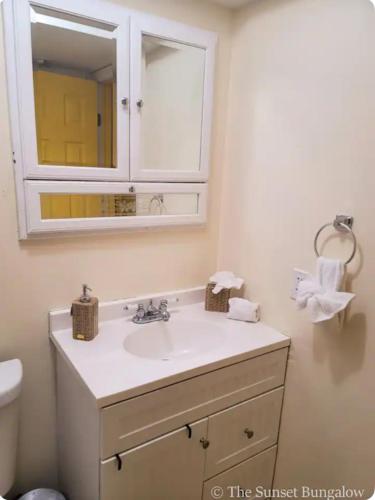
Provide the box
[244,428,254,439]
[200,438,210,449]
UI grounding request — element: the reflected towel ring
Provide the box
[314,216,357,265]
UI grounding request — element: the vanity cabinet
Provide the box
[100,347,286,457]
[101,389,283,500]
[56,347,289,500]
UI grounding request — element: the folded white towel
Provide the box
[296,257,355,323]
[227,298,260,323]
[209,271,244,295]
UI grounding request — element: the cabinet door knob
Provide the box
[121,97,129,107]
[136,99,144,108]
[244,428,254,439]
[200,438,210,449]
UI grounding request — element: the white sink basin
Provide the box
[124,318,226,360]
[51,295,290,406]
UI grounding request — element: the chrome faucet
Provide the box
[132,299,170,324]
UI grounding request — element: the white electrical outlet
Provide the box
[291,268,310,300]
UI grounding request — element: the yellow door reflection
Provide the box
[35,70,116,219]
[34,70,98,166]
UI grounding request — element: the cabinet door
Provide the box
[101,419,207,500]
[205,388,284,478]
[11,0,130,181]
[130,14,216,182]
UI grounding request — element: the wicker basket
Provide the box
[205,282,231,312]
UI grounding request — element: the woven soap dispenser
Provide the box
[71,284,99,341]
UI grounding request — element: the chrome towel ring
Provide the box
[314,215,357,265]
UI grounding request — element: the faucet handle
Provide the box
[135,303,146,319]
[159,299,168,309]
[159,299,170,321]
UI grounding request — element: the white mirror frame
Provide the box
[7,0,130,181]
[130,14,216,182]
[25,181,207,234]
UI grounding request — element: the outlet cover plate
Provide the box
[291,268,310,300]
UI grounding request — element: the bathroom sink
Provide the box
[50,292,291,406]
[124,319,226,360]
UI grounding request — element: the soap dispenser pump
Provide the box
[71,284,99,341]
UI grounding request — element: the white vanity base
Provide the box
[51,287,290,500]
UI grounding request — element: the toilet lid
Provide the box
[19,489,65,499]
[0,359,23,408]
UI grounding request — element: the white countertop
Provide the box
[50,295,290,408]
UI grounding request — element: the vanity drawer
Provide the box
[205,387,283,478]
[100,348,288,458]
[202,446,277,500]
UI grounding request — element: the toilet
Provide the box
[0,359,23,497]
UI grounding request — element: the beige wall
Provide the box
[0,0,232,493]
[218,0,375,495]
[3,0,375,494]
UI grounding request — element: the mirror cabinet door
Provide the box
[25,182,207,233]
[130,17,216,182]
[13,1,130,180]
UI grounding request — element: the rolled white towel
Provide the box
[227,298,260,323]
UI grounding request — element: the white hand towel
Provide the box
[227,298,260,323]
[296,257,355,323]
[209,271,244,295]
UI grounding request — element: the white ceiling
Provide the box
[208,0,255,9]
[32,23,115,73]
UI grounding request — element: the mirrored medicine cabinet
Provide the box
[2,0,216,237]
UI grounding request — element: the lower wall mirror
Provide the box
[25,181,207,235]
[40,193,200,219]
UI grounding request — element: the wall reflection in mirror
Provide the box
[40,193,199,219]
[31,5,117,168]
[141,35,205,172]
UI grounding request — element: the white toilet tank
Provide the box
[0,359,23,496]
